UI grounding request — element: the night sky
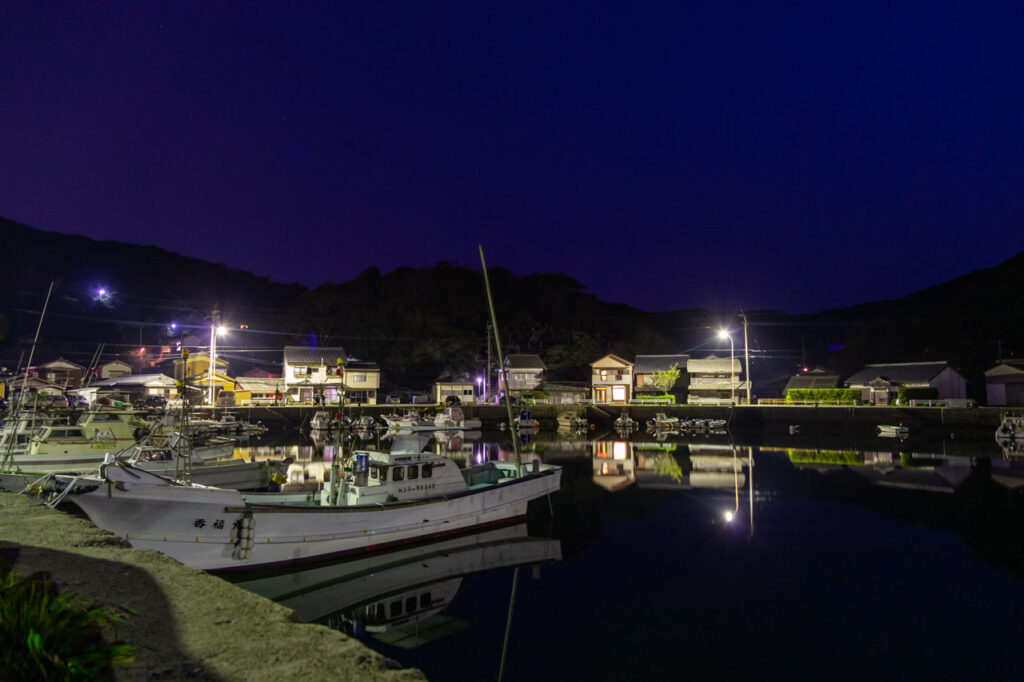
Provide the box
[2,2,1022,313]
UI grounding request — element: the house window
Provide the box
[612,385,626,402]
[293,366,309,376]
[351,374,366,383]
[390,600,402,618]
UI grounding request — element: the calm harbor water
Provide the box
[228,427,1024,681]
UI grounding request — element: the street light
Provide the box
[718,329,735,404]
[476,376,483,402]
[208,324,227,405]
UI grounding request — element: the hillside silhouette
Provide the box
[1,216,1021,393]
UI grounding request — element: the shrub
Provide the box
[896,387,939,403]
[785,388,861,404]
[0,564,134,680]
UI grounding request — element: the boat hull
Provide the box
[67,465,562,572]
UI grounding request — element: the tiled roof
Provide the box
[505,354,546,370]
[283,346,347,365]
[784,373,840,391]
[634,354,689,374]
[844,362,953,386]
[346,361,379,370]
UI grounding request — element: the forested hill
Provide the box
[0,218,672,387]
[2,216,1022,392]
[797,250,1024,380]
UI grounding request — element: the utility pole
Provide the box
[739,310,751,404]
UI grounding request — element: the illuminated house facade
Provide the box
[283,346,379,404]
[590,354,633,404]
[686,355,745,404]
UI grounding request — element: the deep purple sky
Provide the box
[2,2,1023,313]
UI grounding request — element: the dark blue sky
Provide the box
[2,2,1022,313]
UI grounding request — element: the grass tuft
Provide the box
[0,562,134,680]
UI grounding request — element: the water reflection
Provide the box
[228,523,562,648]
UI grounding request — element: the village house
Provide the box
[984,360,1024,406]
[342,360,380,405]
[283,345,348,404]
[633,354,689,399]
[783,367,841,394]
[686,355,744,404]
[590,354,633,404]
[73,373,178,405]
[433,380,476,405]
[498,354,546,395]
[843,361,967,405]
[233,376,287,406]
[97,359,133,379]
[36,357,86,388]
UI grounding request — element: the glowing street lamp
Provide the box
[718,329,735,404]
[476,376,483,401]
[208,323,227,405]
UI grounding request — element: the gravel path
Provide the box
[0,492,426,681]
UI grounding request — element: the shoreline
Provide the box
[0,492,426,682]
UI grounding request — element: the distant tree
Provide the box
[650,363,680,393]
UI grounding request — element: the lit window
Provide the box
[612,386,626,402]
[613,441,627,460]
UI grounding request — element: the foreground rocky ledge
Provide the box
[0,492,426,682]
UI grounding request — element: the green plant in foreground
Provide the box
[0,565,134,681]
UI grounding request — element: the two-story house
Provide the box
[590,354,633,404]
[98,360,133,379]
[37,357,86,388]
[283,346,348,404]
[342,360,380,405]
[498,354,546,396]
[687,355,745,404]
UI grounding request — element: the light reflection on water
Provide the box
[225,426,1024,681]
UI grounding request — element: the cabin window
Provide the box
[408,465,418,480]
[405,596,417,613]
[390,600,402,618]
[422,463,433,478]
[393,466,404,482]
[420,592,431,609]
[370,466,379,480]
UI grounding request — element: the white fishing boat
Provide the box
[433,406,482,430]
[878,424,909,438]
[556,412,587,430]
[647,413,679,429]
[614,412,638,430]
[2,422,121,474]
[76,406,150,444]
[380,410,435,431]
[58,449,561,571]
[515,409,540,430]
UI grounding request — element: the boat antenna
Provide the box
[478,245,523,476]
[2,282,53,473]
[16,281,54,412]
